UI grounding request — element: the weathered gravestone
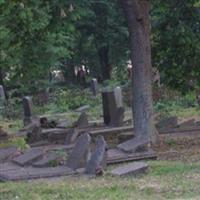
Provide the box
[114,86,123,108]
[85,135,107,175]
[74,112,89,128]
[65,128,79,145]
[90,78,98,96]
[13,148,44,166]
[66,133,91,170]
[117,136,149,153]
[0,85,5,100]
[102,89,117,125]
[110,162,148,177]
[110,107,125,127]
[23,96,32,126]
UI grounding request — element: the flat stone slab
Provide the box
[0,162,21,172]
[117,136,149,153]
[110,162,148,177]
[33,152,61,168]
[107,148,156,164]
[0,166,75,181]
[0,147,18,162]
[13,148,44,166]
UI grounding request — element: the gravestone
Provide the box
[13,148,44,166]
[65,128,79,145]
[110,162,148,177]
[114,86,123,108]
[117,136,149,153]
[102,89,118,125]
[91,78,98,96]
[110,107,125,127]
[66,133,91,170]
[75,112,89,128]
[26,125,42,144]
[0,146,18,162]
[0,85,5,100]
[23,96,32,126]
[85,135,107,175]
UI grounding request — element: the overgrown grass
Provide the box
[0,161,200,200]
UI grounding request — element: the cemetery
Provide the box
[1,1,200,199]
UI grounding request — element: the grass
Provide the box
[0,161,200,200]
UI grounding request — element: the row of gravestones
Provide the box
[22,80,125,127]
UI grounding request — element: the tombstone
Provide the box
[114,86,123,108]
[65,128,79,145]
[90,78,98,96]
[26,124,42,144]
[0,85,5,100]
[110,107,125,127]
[75,112,89,128]
[23,96,32,126]
[66,133,91,170]
[110,162,148,177]
[102,89,118,125]
[85,135,107,175]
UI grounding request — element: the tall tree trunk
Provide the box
[98,46,111,81]
[120,0,157,143]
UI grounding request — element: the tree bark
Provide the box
[120,0,157,144]
[98,45,111,81]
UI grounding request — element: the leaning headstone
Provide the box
[110,107,125,127]
[110,162,148,177]
[65,128,79,145]
[23,96,32,126]
[117,136,149,153]
[90,78,98,96]
[75,112,89,128]
[114,86,123,108]
[102,89,117,125]
[85,136,107,175]
[66,133,91,170]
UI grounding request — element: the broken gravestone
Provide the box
[74,112,89,128]
[102,89,118,125]
[23,96,32,126]
[85,135,107,175]
[110,162,148,177]
[110,107,125,127]
[66,133,91,170]
[0,127,8,140]
[90,78,98,96]
[65,128,79,145]
[117,136,149,153]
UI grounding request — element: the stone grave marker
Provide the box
[85,135,107,175]
[65,128,79,145]
[75,112,89,128]
[23,96,32,126]
[0,85,5,100]
[114,86,123,108]
[0,146,18,162]
[91,78,98,96]
[66,133,91,170]
[110,107,125,127]
[117,136,149,153]
[102,89,117,125]
[13,148,44,166]
[110,162,148,177]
